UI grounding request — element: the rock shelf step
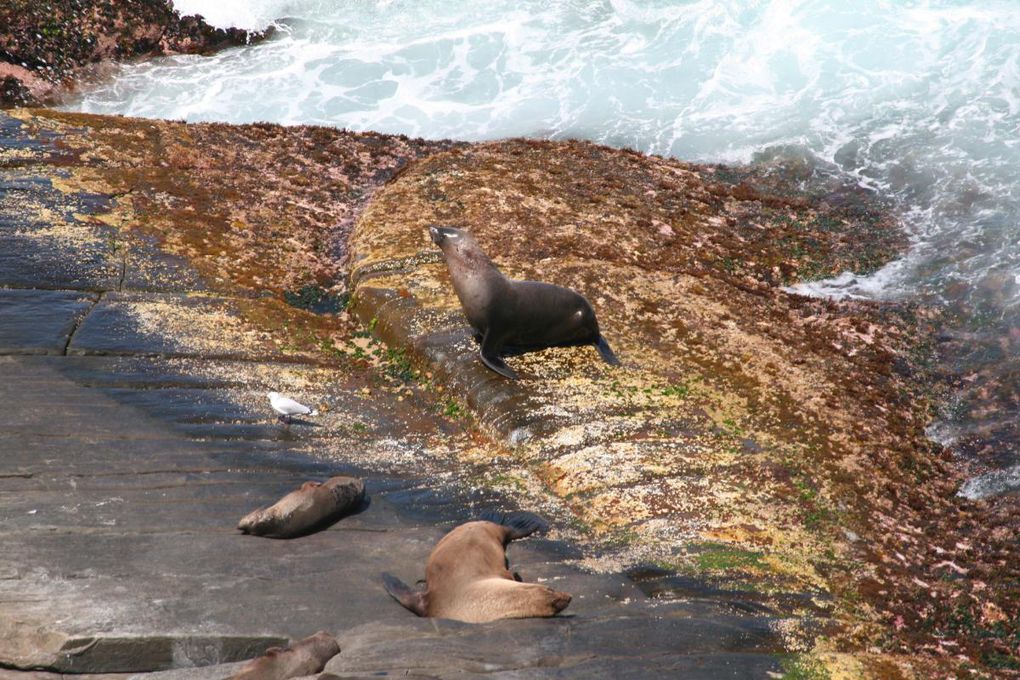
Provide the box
[0,628,288,674]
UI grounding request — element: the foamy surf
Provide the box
[784,259,914,301]
[171,0,295,30]
[958,466,1020,501]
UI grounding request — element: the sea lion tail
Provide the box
[478,511,549,541]
[594,335,621,366]
[381,572,426,616]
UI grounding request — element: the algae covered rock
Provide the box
[9,106,1014,671]
[345,137,950,646]
[0,0,267,107]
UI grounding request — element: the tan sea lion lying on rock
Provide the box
[382,512,572,623]
[238,476,365,538]
[230,631,339,680]
[429,225,620,379]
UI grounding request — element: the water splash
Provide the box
[172,0,299,30]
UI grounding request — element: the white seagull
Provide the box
[268,391,319,424]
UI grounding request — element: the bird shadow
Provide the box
[278,418,320,427]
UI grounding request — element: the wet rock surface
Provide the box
[0,1,265,107]
[346,140,1018,671]
[1,107,1014,677]
[0,113,797,679]
[0,289,96,354]
[322,617,785,679]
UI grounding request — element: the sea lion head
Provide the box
[428,226,497,274]
[429,226,477,258]
[429,225,464,246]
[491,582,572,620]
[526,583,575,619]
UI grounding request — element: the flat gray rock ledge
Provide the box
[0,623,288,674]
[322,615,785,679]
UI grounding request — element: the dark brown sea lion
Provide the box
[230,631,339,680]
[429,226,620,379]
[382,512,572,623]
[238,476,365,538]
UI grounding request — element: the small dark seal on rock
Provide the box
[429,226,620,379]
[238,476,365,538]
[382,512,572,623]
[230,631,339,680]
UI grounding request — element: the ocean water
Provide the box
[66,0,1020,496]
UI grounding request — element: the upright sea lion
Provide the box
[382,512,572,623]
[230,631,339,680]
[429,226,620,379]
[238,476,365,538]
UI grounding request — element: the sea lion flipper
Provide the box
[478,511,549,541]
[479,331,518,379]
[382,572,427,617]
[480,351,518,380]
[594,335,621,366]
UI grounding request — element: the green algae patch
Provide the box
[780,654,832,680]
[284,285,349,314]
[692,541,767,573]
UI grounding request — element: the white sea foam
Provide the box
[958,465,1020,501]
[171,0,296,30]
[784,260,912,301]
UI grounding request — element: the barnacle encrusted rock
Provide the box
[0,0,268,107]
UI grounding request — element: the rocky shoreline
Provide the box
[0,0,266,107]
[4,107,1015,675]
[0,3,1016,675]
[345,136,1019,672]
